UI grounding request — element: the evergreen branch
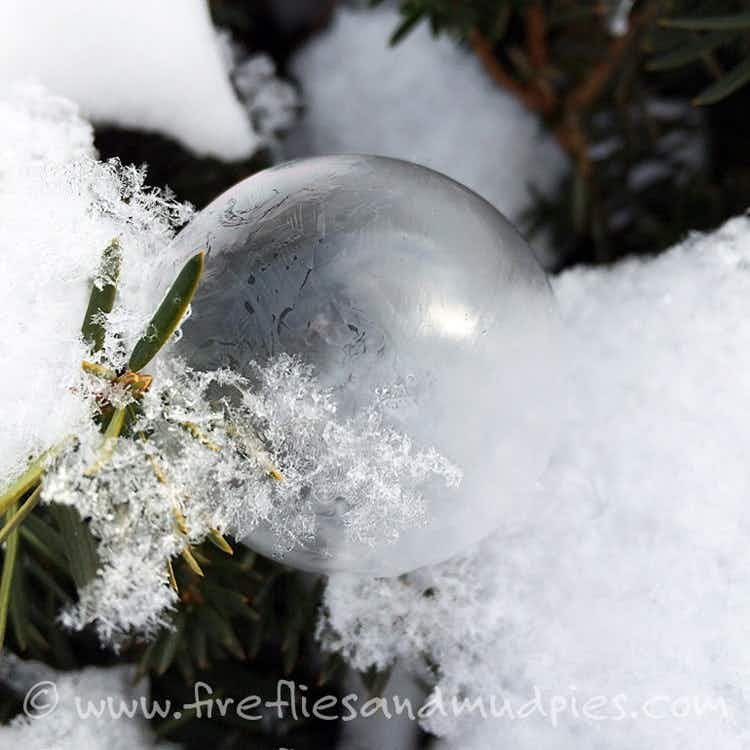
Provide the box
[647,31,732,71]
[49,504,100,589]
[661,12,750,31]
[468,28,555,114]
[694,55,750,104]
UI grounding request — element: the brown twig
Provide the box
[526,3,549,70]
[565,27,635,111]
[468,28,555,114]
[470,3,658,176]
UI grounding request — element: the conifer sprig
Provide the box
[0,243,206,651]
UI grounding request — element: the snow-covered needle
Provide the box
[83,407,127,477]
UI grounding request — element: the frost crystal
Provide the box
[44,354,460,643]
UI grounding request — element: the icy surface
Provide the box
[0,655,176,750]
[0,0,267,159]
[174,154,563,575]
[288,5,567,234]
[321,215,750,748]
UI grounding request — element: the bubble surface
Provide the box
[173,155,562,575]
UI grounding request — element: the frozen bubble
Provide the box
[173,155,563,575]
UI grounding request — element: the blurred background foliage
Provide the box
[376,0,750,267]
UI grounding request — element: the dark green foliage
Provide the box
[143,544,343,749]
[0,503,108,667]
[128,251,205,373]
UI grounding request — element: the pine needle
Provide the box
[167,560,178,592]
[0,484,43,544]
[81,360,118,380]
[128,251,205,373]
[180,421,221,452]
[173,507,189,536]
[83,406,126,477]
[181,547,205,577]
[209,528,234,555]
[0,502,20,650]
[0,443,63,516]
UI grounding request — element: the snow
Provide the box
[3,38,750,748]
[321,215,750,749]
[0,84,192,486]
[0,655,176,750]
[0,0,272,159]
[47,353,461,642]
[287,5,567,238]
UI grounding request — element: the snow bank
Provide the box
[288,5,567,227]
[0,0,259,159]
[322,216,750,749]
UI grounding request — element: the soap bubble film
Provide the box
[174,155,562,574]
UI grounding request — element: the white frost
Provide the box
[0,84,192,485]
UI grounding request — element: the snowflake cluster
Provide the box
[43,352,459,643]
[0,84,193,485]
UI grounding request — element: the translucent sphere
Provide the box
[172,155,561,576]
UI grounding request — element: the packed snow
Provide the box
[288,5,567,238]
[322,215,750,748]
[0,0,295,159]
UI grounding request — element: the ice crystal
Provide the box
[41,354,459,643]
